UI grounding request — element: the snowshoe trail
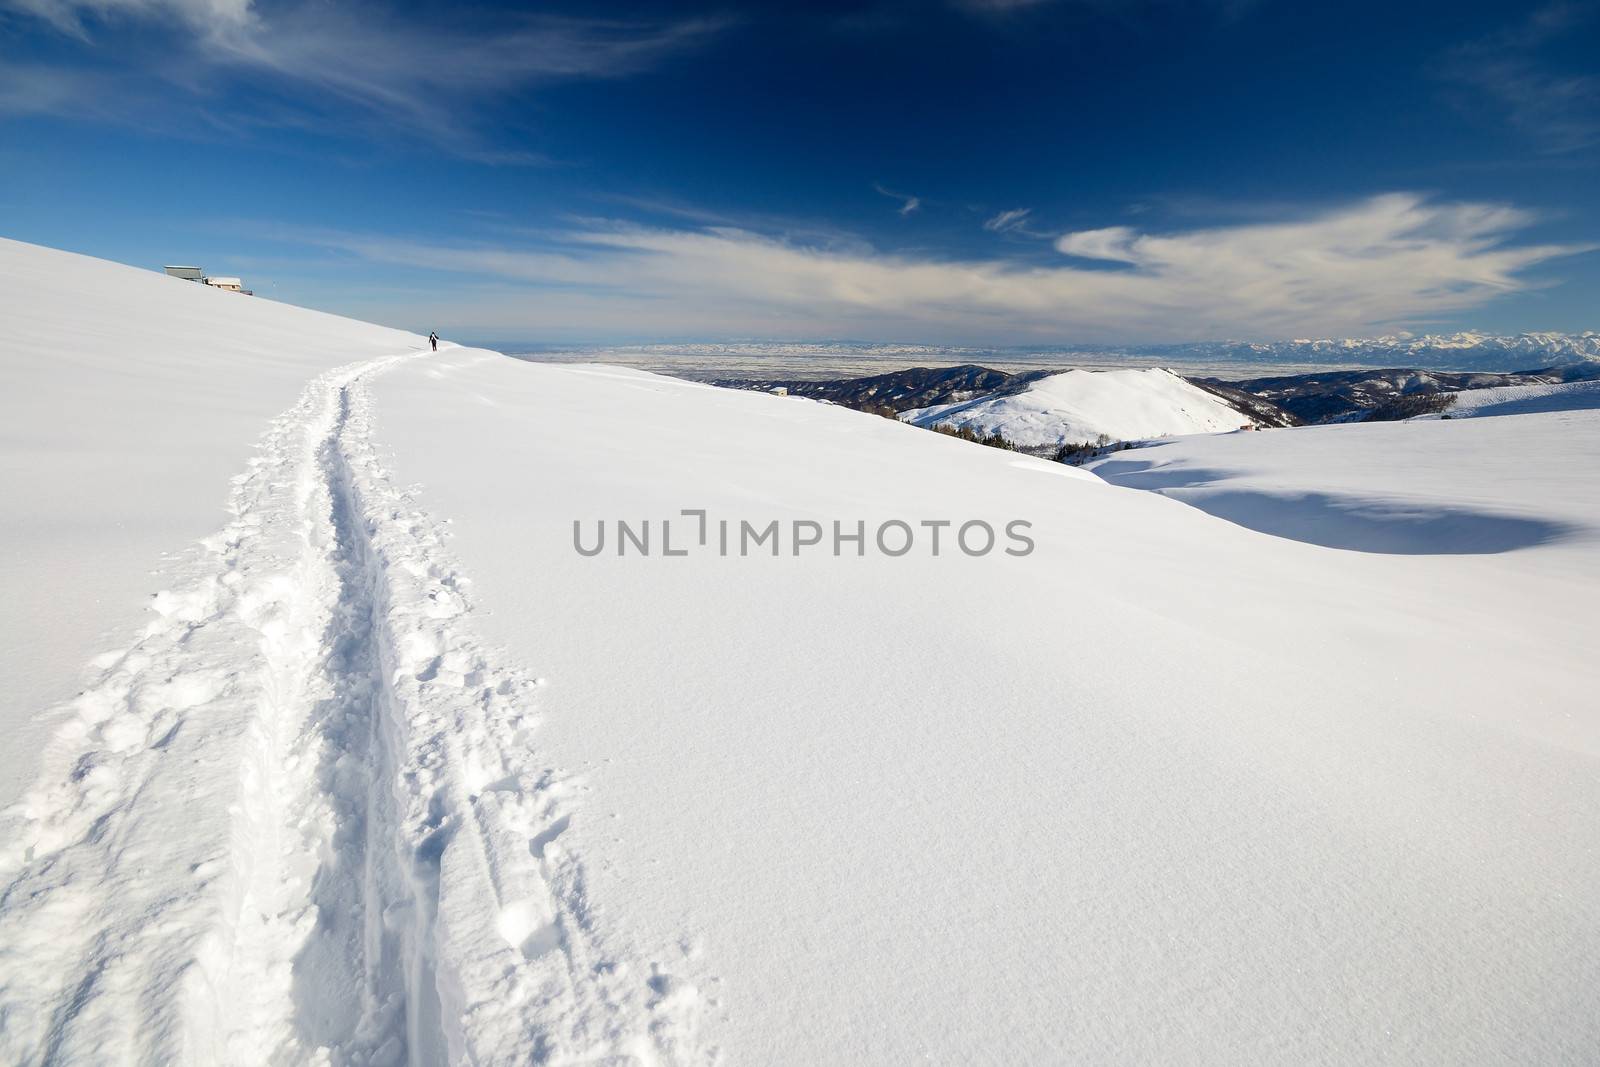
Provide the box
[0,354,706,1066]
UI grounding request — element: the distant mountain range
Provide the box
[1131,332,1600,370]
[714,359,1600,449]
[531,332,1600,375]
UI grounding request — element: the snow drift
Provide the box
[901,366,1255,446]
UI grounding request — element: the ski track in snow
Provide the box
[0,354,706,1066]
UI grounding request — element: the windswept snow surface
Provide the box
[901,366,1253,446]
[1431,378,1600,420]
[1085,414,1600,556]
[375,353,1600,1064]
[4,236,1600,1064]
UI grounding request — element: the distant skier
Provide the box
[428,331,438,352]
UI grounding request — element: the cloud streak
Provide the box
[0,0,725,156]
[6,0,251,37]
[983,207,1034,233]
[271,193,1590,342]
[1438,3,1600,154]
[874,184,922,216]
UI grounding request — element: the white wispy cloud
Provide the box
[983,207,1034,233]
[0,60,125,118]
[7,0,252,38]
[0,1,725,155]
[1438,3,1600,154]
[271,193,1591,342]
[874,184,922,216]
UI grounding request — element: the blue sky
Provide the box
[3,0,1598,343]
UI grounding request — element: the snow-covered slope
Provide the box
[901,366,1254,446]
[1085,413,1600,555]
[1430,378,1600,420]
[5,237,1600,1064]
[0,242,691,1064]
[0,238,421,808]
[376,354,1600,1064]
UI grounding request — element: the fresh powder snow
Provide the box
[3,237,1599,1064]
[374,352,1600,1063]
[901,366,1256,446]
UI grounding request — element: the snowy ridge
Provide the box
[901,367,1255,447]
[0,354,701,1065]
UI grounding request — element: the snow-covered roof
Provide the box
[204,276,243,286]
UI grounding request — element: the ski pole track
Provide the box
[0,353,708,1066]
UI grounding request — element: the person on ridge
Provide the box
[428,331,438,352]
